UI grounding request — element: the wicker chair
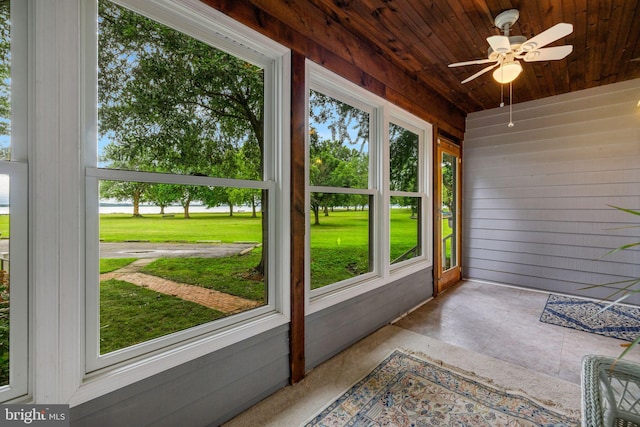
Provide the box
[582,355,640,427]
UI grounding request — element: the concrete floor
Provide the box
[394,279,640,384]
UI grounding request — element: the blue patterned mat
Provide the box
[305,350,578,426]
[540,294,640,341]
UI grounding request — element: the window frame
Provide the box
[0,0,29,402]
[387,112,431,271]
[82,0,290,391]
[307,80,379,298]
[306,60,432,314]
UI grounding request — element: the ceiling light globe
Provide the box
[493,61,523,84]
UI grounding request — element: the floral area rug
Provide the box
[540,294,640,342]
[304,350,578,426]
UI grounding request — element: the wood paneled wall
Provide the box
[463,79,640,303]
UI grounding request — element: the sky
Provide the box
[0,174,7,205]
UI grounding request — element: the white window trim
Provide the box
[28,0,290,406]
[305,60,433,315]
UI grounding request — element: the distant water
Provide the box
[0,205,256,215]
[99,205,239,214]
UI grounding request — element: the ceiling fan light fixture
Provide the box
[493,61,522,84]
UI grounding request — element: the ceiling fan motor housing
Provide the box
[488,35,527,60]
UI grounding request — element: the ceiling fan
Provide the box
[449,9,573,84]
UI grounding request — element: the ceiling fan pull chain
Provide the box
[500,67,505,107]
[508,81,514,127]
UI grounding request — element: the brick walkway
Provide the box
[101,259,262,314]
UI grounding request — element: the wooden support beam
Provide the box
[289,51,306,384]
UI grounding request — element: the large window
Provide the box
[307,62,431,304]
[86,0,289,372]
[0,0,27,401]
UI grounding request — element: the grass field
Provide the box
[0,215,7,238]
[95,209,423,352]
[0,209,431,360]
[100,279,225,354]
[1,208,450,375]
[99,212,262,242]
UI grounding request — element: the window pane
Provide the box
[99,180,266,354]
[309,192,371,289]
[390,196,421,265]
[441,152,457,270]
[389,123,418,192]
[0,1,8,162]
[0,175,8,385]
[309,90,369,188]
[97,1,264,179]
[0,0,9,386]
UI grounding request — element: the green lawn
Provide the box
[309,208,420,288]
[94,208,422,352]
[0,209,427,361]
[100,279,225,354]
[140,249,265,301]
[310,209,370,288]
[0,215,8,238]
[99,212,261,242]
[100,257,136,274]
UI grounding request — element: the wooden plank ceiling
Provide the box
[242,0,640,114]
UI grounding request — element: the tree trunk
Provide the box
[255,189,268,276]
[323,205,329,216]
[313,206,320,225]
[183,195,192,219]
[228,202,234,217]
[251,197,257,218]
[132,191,141,217]
[160,205,165,215]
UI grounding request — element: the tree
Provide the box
[441,157,455,213]
[0,0,10,161]
[389,123,419,215]
[145,184,180,215]
[389,123,418,193]
[100,180,148,217]
[309,90,371,224]
[98,0,267,273]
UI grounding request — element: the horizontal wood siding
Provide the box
[463,79,640,303]
[71,326,289,427]
[305,269,433,370]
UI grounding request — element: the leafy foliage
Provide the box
[98,0,268,270]
[0,0,9,160]
[309,90,370,224]
[98,0,264,200]
[389,123,418,193]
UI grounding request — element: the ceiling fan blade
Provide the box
[461,61,500,84]
[487,35,511,54]
[448,58,495,67]
[519,23,573,51]
[523,45,573,62]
